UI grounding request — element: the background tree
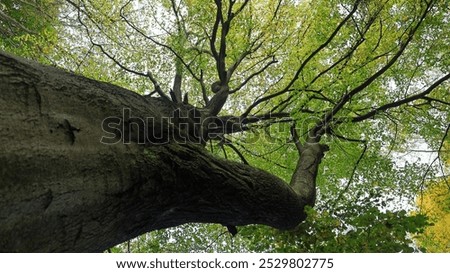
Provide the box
[415,140,450,252]
[0,0,449,252]
[416,179,450,252]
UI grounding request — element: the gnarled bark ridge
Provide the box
[0,51,326,252]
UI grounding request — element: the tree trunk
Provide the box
[0,51,308,252]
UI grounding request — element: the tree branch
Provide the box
[118,0,203,84]
[242,0,362,116]
[230,56,278,94]
[209,112,291,136]
[146,71,171,102]
[352,73,450,122]
[312,1,436,136]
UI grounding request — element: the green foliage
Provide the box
[0,0,60,61]
[252,206,429,253]
[113,224,240,253]
[114,206,429,253]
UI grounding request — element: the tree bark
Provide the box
[0,51,309,252]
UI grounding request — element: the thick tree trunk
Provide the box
[0,51,308,252]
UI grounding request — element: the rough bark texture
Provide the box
[290,142,329,208]
[0,51,308,252]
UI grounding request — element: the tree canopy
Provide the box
[1,0,449,252]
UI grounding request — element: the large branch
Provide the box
[290,125,329,207]
[0,51,308,252]
[204,0,254,116]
